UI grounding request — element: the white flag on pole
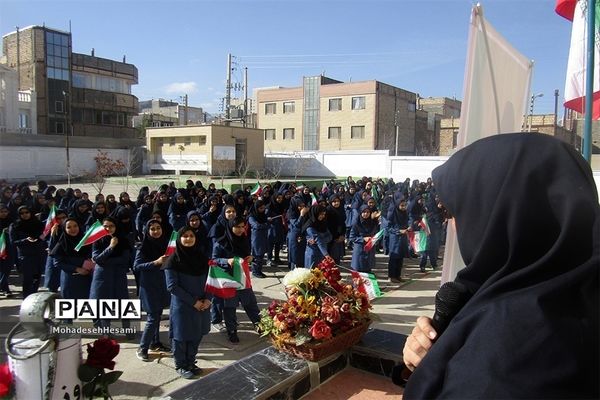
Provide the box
[441,4,533,284]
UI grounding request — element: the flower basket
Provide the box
[272,319,371,362]
[260,258,374,363]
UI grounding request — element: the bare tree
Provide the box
[212,159,233,188]
[293,153,313,181]
[265,156,285,181]
[235,153,252,188]
[119,146,144,193]
[86,150,126,194]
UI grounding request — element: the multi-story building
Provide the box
[0,64,37,134]
[134,98,205,128]
[256,76,439,156]
[1,25,138,138]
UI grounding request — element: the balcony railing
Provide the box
[17,92,32,103]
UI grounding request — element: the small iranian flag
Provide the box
[419,215,431,235]
[75,220,110,251]
[351,271,381,301]
[407,230,428,253]
[0,230,7,260]
[205,257,251,298]
[321,181,329,194]
[41,204,58,238]
[364,229,385,252]
[250,182,262,197]
[164,231,178,256]
[310,193,318,205]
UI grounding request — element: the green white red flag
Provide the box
[419,215,431,235]
[75,220,110,251]
[164,231,178,256]
[0,230,7,260]
[321,181,329,194]
[556,0,600,119]
[250,182,262,197]
[407,230,428,253]
[351,271,381,301]
[310,193,318,206]
[205,257,252,298]
[42,204,58,238]
[364,229,385,252]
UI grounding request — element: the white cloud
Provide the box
[165,81,199,94]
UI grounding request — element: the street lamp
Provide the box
[528,93,544,132]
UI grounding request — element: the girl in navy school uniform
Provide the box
[266,192,286,266]
[349,205,379,273]
[387,199,409,282]
[90,216,132,332]
[212,217,261,343]
[286,196,308,270]
[302,205,333,268]
[168,193,190,232]
[43,209,68,292]
[0,204,14,296]
[133,219,171,361]
[164,227,211,379]
[326,194,346,265]
[51,217,93,301]
[248,200,269,278]
[9,205,45,298]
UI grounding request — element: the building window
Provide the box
[452,131,459,148]
[351,125,365,139]
[118,113,125,126]
[283,102,295,113]
[158,138,164,147]
[329,98,342,111]
[264,129,276,140]
[55,100,64,113]
[18,114,28,128]
[328,127,341,139]
[198,135,207,145]
[351,97,365,110]
[265,103,276,115]
[169,138,176,146]
[184,136,191,146]
[56,121,65,134]
[283,128,295,140]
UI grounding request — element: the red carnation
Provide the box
[0,363,13,397]
[85,337,120,370]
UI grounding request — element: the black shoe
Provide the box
[189,364,203,376]
[228,331,240,343]
[136,348,149,362]
[420,268,426,273]
[252,272,267,278]
[149,342,171,353]
[177,368,194,379]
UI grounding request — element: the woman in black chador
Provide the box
[402,133,599,399]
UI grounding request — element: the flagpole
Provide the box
[583,0,596,162]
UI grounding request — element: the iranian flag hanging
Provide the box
[164,231,178,256]
[0,230,7,260]
[556,0,600,119]
[364,229,385,252]
[205,257,251,298]
[75,220,110,251]
[250,182,262,197]
[407,230,428,253]
[41,204,58,238]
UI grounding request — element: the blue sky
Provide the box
[1,0,571,115]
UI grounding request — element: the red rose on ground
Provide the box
[309,320,332,340]
[0,363,13,397]
[85,337,120,370]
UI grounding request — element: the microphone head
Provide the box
[435,281,470,319]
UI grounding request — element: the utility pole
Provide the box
[394,110,399,157]
[243,67,248,128]
[183,94,188,125]
[225,53,232,125]
[528,93,543,132]
[554,89,559,135]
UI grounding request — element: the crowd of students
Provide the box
[0,176,447,379]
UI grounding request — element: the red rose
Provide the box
[85,337,120,370]
[0,363,13,397]
[309,320,332,340]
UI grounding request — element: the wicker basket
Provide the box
[272,320,371,362]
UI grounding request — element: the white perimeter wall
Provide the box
[0,146,130,181]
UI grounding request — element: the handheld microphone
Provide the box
[391,281,471,386]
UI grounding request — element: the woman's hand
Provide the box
[402,316,437,371]
[153,255,168,267]
[194,299,211,311]
[109,237,119,248]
